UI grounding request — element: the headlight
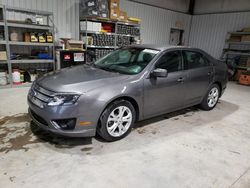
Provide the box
[48,95,80,106]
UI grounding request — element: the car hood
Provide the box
[37,65,130,93]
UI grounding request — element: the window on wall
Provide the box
[155,51,183,73]
[183,51,209,69]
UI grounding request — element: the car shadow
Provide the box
[95,100,239,143]
[30,122,92,148]
[30,99,239,148]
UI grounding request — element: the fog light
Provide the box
[53,118,76,130]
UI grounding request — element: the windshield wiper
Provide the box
[93,64,120,74]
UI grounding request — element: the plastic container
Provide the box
[0,72,7,86]
[12,69,21,85]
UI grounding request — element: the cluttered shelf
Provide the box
[8,41,54,46]
[0,40,6,44]
[87,45,117,48]
[6,6,52,16]
[80,17,141,26]
[10,59,54,64]
[0,5,55,88]
[228,31,250,35]
[7,22,52,30]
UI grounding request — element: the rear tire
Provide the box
[97,100,136,142]
[200,84,220,111]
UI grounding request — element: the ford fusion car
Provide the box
[28,44,228,141]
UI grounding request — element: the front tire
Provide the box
[97,100,136,142]
[200,84,220,111]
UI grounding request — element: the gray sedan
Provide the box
[28,45,228,141]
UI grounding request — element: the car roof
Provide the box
[129,44,196,51]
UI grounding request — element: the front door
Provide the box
[143,50,187,118]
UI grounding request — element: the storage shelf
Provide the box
[117,33,139,37]
[229,32,250,35]
[10,59,54,64]
[7,22,52,30]
[0,5,55,89]
[227,41,250,45]
[87,45,117,49]
[0,40,6,44]
[238,66,250,69]
[0,60,7,64]
[6,6,52,16]
[80,17,141,26]
[9,41,54,46]
[80,30,116,35]
[225,52,250,56]
[80,31,139,37]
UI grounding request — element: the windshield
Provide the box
[94,48,160,75]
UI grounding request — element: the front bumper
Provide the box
[28,98,96,137]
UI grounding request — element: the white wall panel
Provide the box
[189,12,250,58]
[194,0,250,14]
[128,0,190,13]
[120,0,191,45]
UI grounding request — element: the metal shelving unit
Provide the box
[80,17,141,63]
[0,5,55,89]
[9,41,54,46]
[221,31,250,70]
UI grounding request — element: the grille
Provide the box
[30,109,48,126]
[29,83,55,108]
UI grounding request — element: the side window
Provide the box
[155,51,182,73]
[183,51,209,69]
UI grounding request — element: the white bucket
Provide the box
[12,69,21,84]
[0,72,7,86]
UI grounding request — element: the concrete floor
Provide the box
[0,82,249,188]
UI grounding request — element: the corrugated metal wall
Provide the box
[189,12,250,58]
[0,0,191,45]
[0,0,80,41]
[120,0,191,45]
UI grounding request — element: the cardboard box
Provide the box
[110,8,120,20]
[247,58,250,67]
[80,21,93,31]
[235,69,245,81]
[99,11,109,19]
[80,0,98,10]
[98,0,108,11]
[242,27,250,32]
[118,11,127,21]
[109,0,120,9]
[92,22,102,32]
[61,39,84,50]
[241,35,250,42]
[228,36,241,42]
[0,51,7,61]
[239,72,250,86]
[80,8,99,18]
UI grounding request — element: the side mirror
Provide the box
[151,68,168,77]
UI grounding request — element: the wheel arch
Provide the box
[212,81,222,97]
[101,96,140,122]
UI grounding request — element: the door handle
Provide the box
[177,77,184,82]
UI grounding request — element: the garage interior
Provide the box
[0,0,250,187]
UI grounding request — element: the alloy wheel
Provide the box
[207,87,219,108]
[106,106,132,137]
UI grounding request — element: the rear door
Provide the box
[182,50,213,105]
